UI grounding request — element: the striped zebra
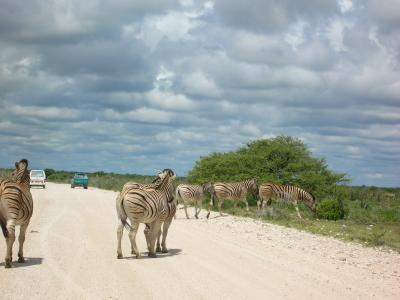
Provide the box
[206,178,258,219]
[0,159,33,268]
[116,169,176,258]
[144,193,176,254]
[258,183,316,219]
[117,176,176,253]
[175,183,213,219]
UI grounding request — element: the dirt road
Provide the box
[1,183,399,299]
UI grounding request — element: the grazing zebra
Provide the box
[116,169,176,258]
[206,178,258,219]
[258,183,316,219]
[175,183,213,219]
[0,159,33,268]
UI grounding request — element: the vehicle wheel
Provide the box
[84,186,88,189]
[71,185,74,188]
[43,185,46,189]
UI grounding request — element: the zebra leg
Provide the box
[156,226,162,253]
[128,222,140,258]
[218,200,223,216]
[17,223,28,263]
[294,200,302,219]
[196,201,202,219]
[206,199,212,219]
[183,201,190,219]
[161,218,173,253]
[116,220,124,259]
[244,199,249,211]
[5,222,16,268]
[144,224,150,252]
[148,221,162,258]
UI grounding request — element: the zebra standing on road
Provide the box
[258,183,316,219]
[116,169,176,258]
[206,178,258,219]
[117,176,176,254]
[146,192,177,254]
[175,183,213,219]
[0,159,33,268]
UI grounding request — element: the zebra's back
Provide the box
[260,183,305,200]
[122,188,169,223]
[214,182,247,200]
[0,179,33,224]
[176,184,204,202]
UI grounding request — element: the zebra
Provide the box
[258,182,316,219]
[206,178,258,219]
[117,176,176,253]
[116,169,176,258]
[144,192,176,254]
[0,159,33,268]
[175,183,213,219]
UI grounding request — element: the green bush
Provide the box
[188,136,349,200]
[317,198,347,220]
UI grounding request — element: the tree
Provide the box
[187,136,348,199]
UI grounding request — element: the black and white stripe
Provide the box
[0,159,33,268]
[258,183,316,218]
[206,178,258,219]
[175,183,213,219]
[116,169,176,258]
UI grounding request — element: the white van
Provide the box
[30,170,46,188]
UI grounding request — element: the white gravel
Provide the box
[0,182,399,299]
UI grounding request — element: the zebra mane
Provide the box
[161,168,174,176]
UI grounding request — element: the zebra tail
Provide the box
[116,192,132,231]
[175,188,182,204]
[0,213,8,238]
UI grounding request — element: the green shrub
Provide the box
[317,198,347,220]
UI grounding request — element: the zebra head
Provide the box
[158,168,175,179]
[201,182,214,194]
[12,159,30,185]
[304,191,316,214]
[247,178,258,193]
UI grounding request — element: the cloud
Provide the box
[0,0,399,187]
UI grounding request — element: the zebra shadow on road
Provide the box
[0,257,43,268]
[122,248,182,260]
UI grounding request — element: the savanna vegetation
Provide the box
[0,136,399,250]
[187,136,400,251]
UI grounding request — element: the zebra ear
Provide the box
[20,159,29,168]
[15,162,19,169]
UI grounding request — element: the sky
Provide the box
[0,0,399,187]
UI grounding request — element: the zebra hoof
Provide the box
[156,247,162,253]
[17,256,25,263]
[206,212,210,219]
[117,253,123,259]
[148,252,157,258]
[195,214,199,219]
[5,259,12,268]
[162,249,168,253]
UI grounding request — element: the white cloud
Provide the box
[338,0,353,13]
[8,105,81,120]
[104,107,174,124]
[366,173,384,180]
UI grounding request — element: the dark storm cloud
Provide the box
[0,0,399,186]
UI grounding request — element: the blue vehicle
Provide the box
[71,173,89,189]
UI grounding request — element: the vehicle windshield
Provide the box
[31,171,45,177]
[75,174,87,179]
